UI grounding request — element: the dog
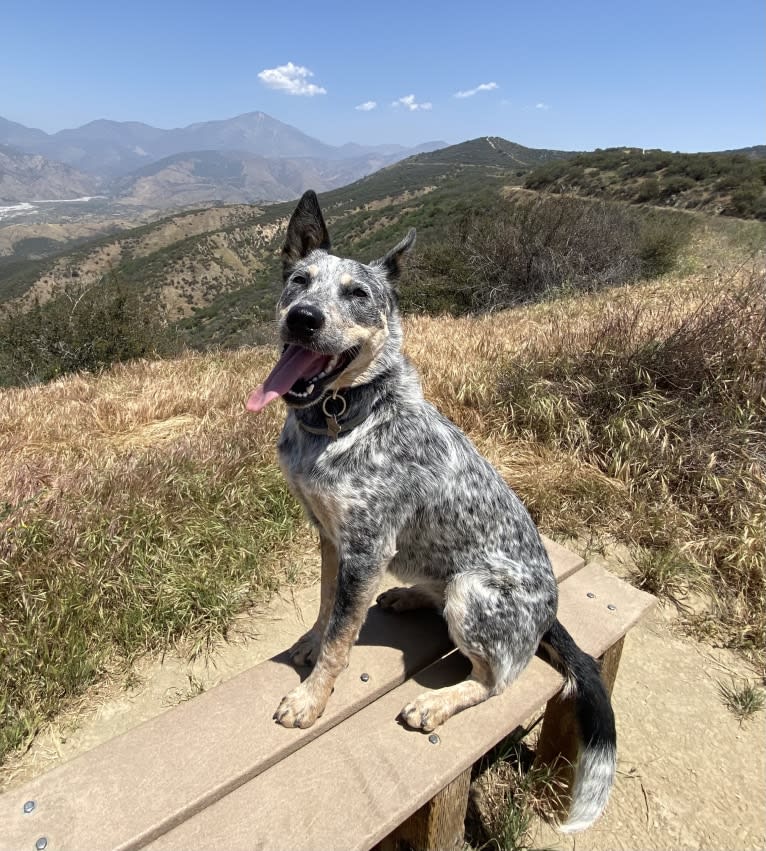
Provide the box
[246,190,616,832]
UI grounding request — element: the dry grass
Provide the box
[466,735,566,851]
[406,262,765,664]
[0,349,309,761]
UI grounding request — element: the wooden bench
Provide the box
[1,538,655,851]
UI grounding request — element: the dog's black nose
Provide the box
[286,304,325,337]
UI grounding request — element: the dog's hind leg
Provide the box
[289,533,338,666]
[400,656,497,732]
[400,565,553,732]
[376,581,445,612]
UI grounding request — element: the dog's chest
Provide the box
[277,420,362,543]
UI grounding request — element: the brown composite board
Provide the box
[144,562,656,851]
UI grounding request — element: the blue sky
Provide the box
[2,0,763,152]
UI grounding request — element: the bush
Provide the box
[409,196,693,312]
[728,181,765,218]
[635,177,661,202]
[0,274,178,387]
[661,175,696,198]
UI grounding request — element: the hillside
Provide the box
[0,145,100,202]
[0,136,576,345]
[408,136,576,169]
[525,147,766,219]
[110,149,420,208]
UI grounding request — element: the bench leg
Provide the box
[535,637,624,799]
[377,766,471,851]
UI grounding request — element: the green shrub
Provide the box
[635,177,661,202]
[0,274,178,387]
[661,175,696,198]
[410,196,693,312]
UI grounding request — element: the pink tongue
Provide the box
[246,345,330,413]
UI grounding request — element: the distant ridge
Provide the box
[0,111,448,178]
[408,136,577,168]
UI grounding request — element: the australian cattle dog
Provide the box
[246,191,616,832]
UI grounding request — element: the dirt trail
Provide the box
[2,567,763,851]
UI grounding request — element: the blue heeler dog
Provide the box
[247,191,616,832]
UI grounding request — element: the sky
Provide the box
[2,0,764,152]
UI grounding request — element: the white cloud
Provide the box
[257,62,327,96]
[535,102,551,110]
[454,81,499,99]
[392,94,432,112]
[355,101,377,111]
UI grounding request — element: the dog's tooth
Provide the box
[306,384,314,394]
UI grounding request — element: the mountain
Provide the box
[0,111,447,178]
[407,136,578,169]
[111,149,409,207]
[0,117,49,151]
[0,111,450,213]
[0,145,100,202]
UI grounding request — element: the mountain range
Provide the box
[0,112,446,208]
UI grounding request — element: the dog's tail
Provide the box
[539,619,617,834]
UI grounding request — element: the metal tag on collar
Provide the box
[321,391,347,440]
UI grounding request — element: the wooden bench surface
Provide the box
[144,562,655,851]
[1,538,585,851]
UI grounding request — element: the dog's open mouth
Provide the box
[246,344,359,412]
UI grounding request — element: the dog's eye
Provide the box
[292,274,308,287]
[352,287,369,299]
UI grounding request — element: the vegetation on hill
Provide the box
[0,185,694,384]
[0,275,178,386]
[525,147,766,219]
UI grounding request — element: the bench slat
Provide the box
[143,562,655,851]
[1,539,581,851]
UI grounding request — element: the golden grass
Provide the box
[0,349,308,760]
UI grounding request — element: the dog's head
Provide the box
[247,190,415,412]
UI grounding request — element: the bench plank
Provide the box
[143,563,655,851]
[1,539,581,851]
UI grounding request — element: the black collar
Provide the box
[294,390,374,440]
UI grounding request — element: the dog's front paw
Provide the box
[273,684,325,729]
[289,629,321,667]
[399,692,451,732]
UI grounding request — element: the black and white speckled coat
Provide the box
[246,191,616,833]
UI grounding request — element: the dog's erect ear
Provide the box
[374,228,416,283]
[282,190,331,277]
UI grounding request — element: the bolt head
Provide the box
[428,733,440,745]
[587,592,596,599]
[35,838,48,851]
[360,672,370,683]
[23,800,36,814]
[607,604,617,611]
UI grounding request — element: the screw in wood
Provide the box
[360,672,370,682]
[428,733,440,745]
[23,800,36,814]
[608,604,617,611]
[587,592,596,598]
[35,839,48,851]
